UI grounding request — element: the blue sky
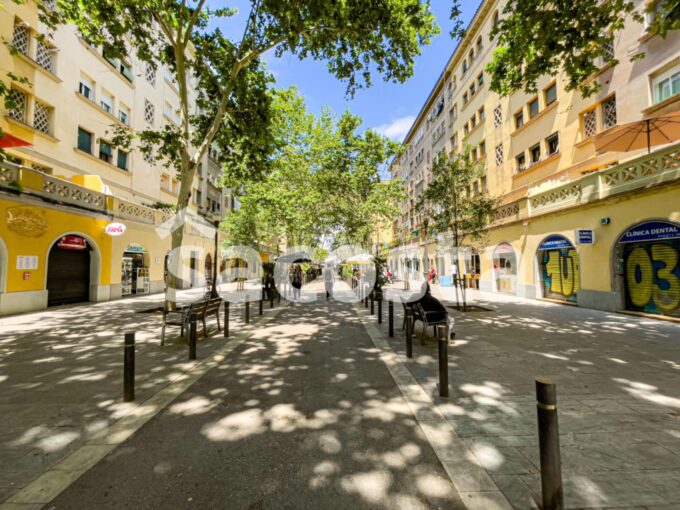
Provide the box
[212,1,480,142]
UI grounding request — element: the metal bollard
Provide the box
[259,298,263,316]
[224,301,229,338]
[270,289,274,308]
[405,308,413,358]
[378,296,382,324]
[437,324,449,397]
[245,296,250,324]
[388,300,394,337]
[123,332,135,402]
[536,378,564,510]
[370,294,374,315]
[189,314,197,360]
[277,288,281,304]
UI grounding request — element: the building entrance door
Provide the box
[47,235,91,306]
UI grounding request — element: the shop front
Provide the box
[47,235,93,306]
[537,235,580,303]
[615,220,680,318]
[493,242,517,294]
[121,243,149,296]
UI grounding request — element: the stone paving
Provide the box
[0,285,268,505]
[363,282,680,509]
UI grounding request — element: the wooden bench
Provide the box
[194,296,223,338]
[161,297,222,345]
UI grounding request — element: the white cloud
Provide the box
[373,115,416,142]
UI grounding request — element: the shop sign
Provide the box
[538,235,573,251]
[619,221,680,244]
[105,222,127,236]
[125,243,145,254]
[16,255,38,270]
[57,235,87,250]
[575,229,595,245]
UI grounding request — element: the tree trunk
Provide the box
[164,160,195,311]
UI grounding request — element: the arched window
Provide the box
[492,11,499,29]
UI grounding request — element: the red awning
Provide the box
[0,131,31,148]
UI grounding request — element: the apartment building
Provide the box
[0,0,234,314]
[388,0,680,319]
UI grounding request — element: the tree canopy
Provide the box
[487,0,679,97]
[223,87,406,250]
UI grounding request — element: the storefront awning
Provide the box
[0,131,31,148]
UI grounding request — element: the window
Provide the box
[469,49,475,63]
[119,60,133,82]
[99,141,113,163]
[479,141,486,157]
[653,66,680,104]
[478,106,485,122]
[79,76,94,100]
[516,152,526,172]
[582,109,597,138]
[12,20,30,55]
[119,105,130,125]
[528,98,539,118]
[35,39,56,73]
[145,62,156,85]
[451,133,458,150]
[7,88,27,123]
[470,115,477,129]
[477,72,484,88]
[464,122,470,135]
[529,143,541,164]
[463,92,468,104]
[194,189,202,205]
[476,36,483,54]
[77,127,93,153]
[546,133,559,155]
[544,83,557,106]
[161,173,170,191]
[515,110,524,129]
[100,91,113,114]
[172,179,179,194]
[469,83,476,96]
[117,149,128,170]
[602,95,617,129]
[144,99,155,125]
[492,11,499,29]
[495,144,503,166]
[462,59,468,75]
[600,39,614,66]
[33,101,51,134]
[449,103,458,122]
[493,105,502,127]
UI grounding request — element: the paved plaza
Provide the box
[0,280,679,509]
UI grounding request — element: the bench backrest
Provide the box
[203,297,222,315]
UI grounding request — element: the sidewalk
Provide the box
[366,282,680,509]
[40,283,464,509]
[0,287,270,505]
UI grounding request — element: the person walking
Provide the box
[292,264,302,300]
[450,262,458,288]
[428,265,437,284]
[324,264,334,300]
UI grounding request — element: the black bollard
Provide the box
[388,300,394,337]
[405,308,413,358]
[370,294,375,315]
[123,332,135,402]
[224,301,229,338]
[437,324,449,397]
[378,296,382,324]
[189,313,197,360]
[277,288,281,304]
[259,298,263,316]
[245,296,250,324]
[270,289,274,309]
[536,378,564,510]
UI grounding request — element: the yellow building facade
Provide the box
[388,0,680,318]
[0,1,230,315]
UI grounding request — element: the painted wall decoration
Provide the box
[620,221,680,317]
[6,206,48,238]
[538,236,580,302]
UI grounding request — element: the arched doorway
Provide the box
[121,243,149,296]
[47,234,93,306]
[537,235,580,303]
[493,243,517,294]
[614,219,680,318]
